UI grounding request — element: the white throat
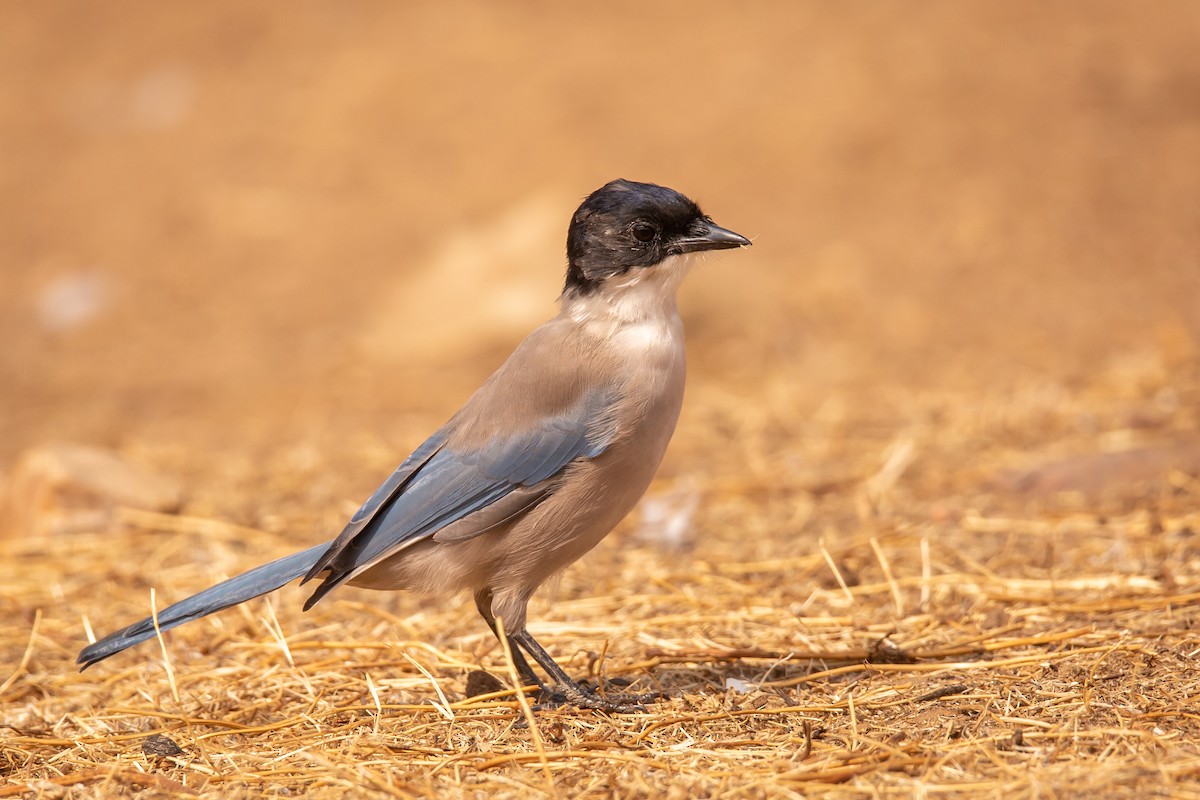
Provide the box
[564,253,692,326]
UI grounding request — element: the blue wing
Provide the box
[303,429,449,578]
[301,385,617,609]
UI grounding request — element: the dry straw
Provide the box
[3,367,1200,798]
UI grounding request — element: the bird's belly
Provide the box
[486,369,685,590]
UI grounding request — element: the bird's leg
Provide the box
[511,628,654,713]
[473,590,548,696]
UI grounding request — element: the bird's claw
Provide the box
[532,684,662,714]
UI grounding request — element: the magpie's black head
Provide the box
[564,179,750,295]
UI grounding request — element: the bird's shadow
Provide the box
[622,659,854,699]
[575,641,943,703]
[460,657,882,709]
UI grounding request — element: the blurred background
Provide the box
[5,9,1200,792]
[1,1,1197,537]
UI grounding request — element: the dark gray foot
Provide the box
[495,626,662,714]
[534,683,663,713]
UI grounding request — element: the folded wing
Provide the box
[300,384,618,609]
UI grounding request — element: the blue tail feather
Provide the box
[78,543,329,669]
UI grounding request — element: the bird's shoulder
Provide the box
[444,315,622,450]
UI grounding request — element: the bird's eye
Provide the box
[632,223,657,243]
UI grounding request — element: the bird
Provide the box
[78,178,751,711]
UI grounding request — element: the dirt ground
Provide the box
[3,2,1200,797]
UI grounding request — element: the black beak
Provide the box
[671,219,753,255]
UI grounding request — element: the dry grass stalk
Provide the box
[4,316,1199,799]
